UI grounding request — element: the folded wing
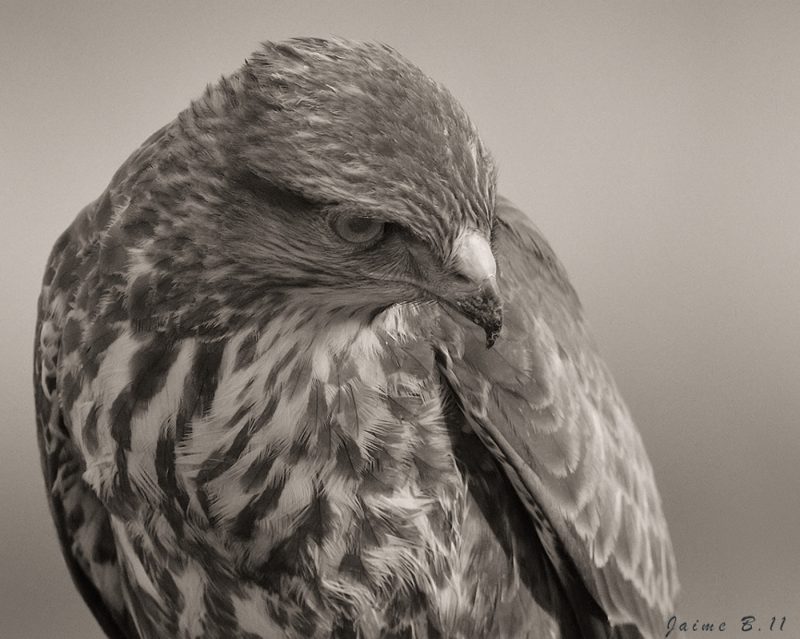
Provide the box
[436,197,679,638]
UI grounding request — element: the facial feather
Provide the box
[77,39,498,342]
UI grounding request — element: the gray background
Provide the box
[2,2,798,637]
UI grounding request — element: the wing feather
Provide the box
[34,208,137,639]
[437,197,678,638]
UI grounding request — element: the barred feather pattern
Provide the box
[35,198,574,637]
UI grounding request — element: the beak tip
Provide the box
[482,311,503,348]
[447,232,504,346]
[449,278,503,348]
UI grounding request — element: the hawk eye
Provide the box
[332,215,385,245]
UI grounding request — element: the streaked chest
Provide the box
[176,305,462,570]
[67,304,470,634]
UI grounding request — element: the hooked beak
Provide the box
[447,231,503,347]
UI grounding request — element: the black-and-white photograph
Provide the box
[2,3,798,638]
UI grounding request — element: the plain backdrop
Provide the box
[2,2,799,637]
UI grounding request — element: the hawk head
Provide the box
[115,38,502,344]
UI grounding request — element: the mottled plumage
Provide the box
[34,38,678,639]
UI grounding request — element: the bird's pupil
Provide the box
[348,218,374,235]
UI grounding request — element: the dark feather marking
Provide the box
[426,617,444,639]
[234,331,259,370]
[121,573,177,638]
[61,370,83,413]
[222,403,254,431]
[62,316,83,355]
[263,342,299,392]
[154,430,176,494]
[333,618,360,639]
[82,404,101,455]
[99,228,128,274]
[285,356,312,400]
[190,339,226,414]
[305,486,332,545]
[129,337,181,405]
[45,371,56,396]
[109,391,134,451]
[96,299,128,330]
[236,376,255,402]
[202,578,249,639]
[195,486,217,527]
[356,497,381,547]
[239,446,281,492]
[288,594,319,637]
[155,428,191,524]
[110,446,135,511]
[253,393,280,428]
[128,274,152,326]
[105,388,138,511]
[155,566,182,616]
[176,339,225,443]
[346,385,360,436]
[335,426,365,480]
[65,501,85,531]
[251,488,331,578]
[196,395,278,486]
[119,205,158,240]
[92,515,118,565]
[286,432,309,465]
[307,380,327,439]
[230,472,288,539]
[338,551,370,584]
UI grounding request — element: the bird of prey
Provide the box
[34,38,678,639]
